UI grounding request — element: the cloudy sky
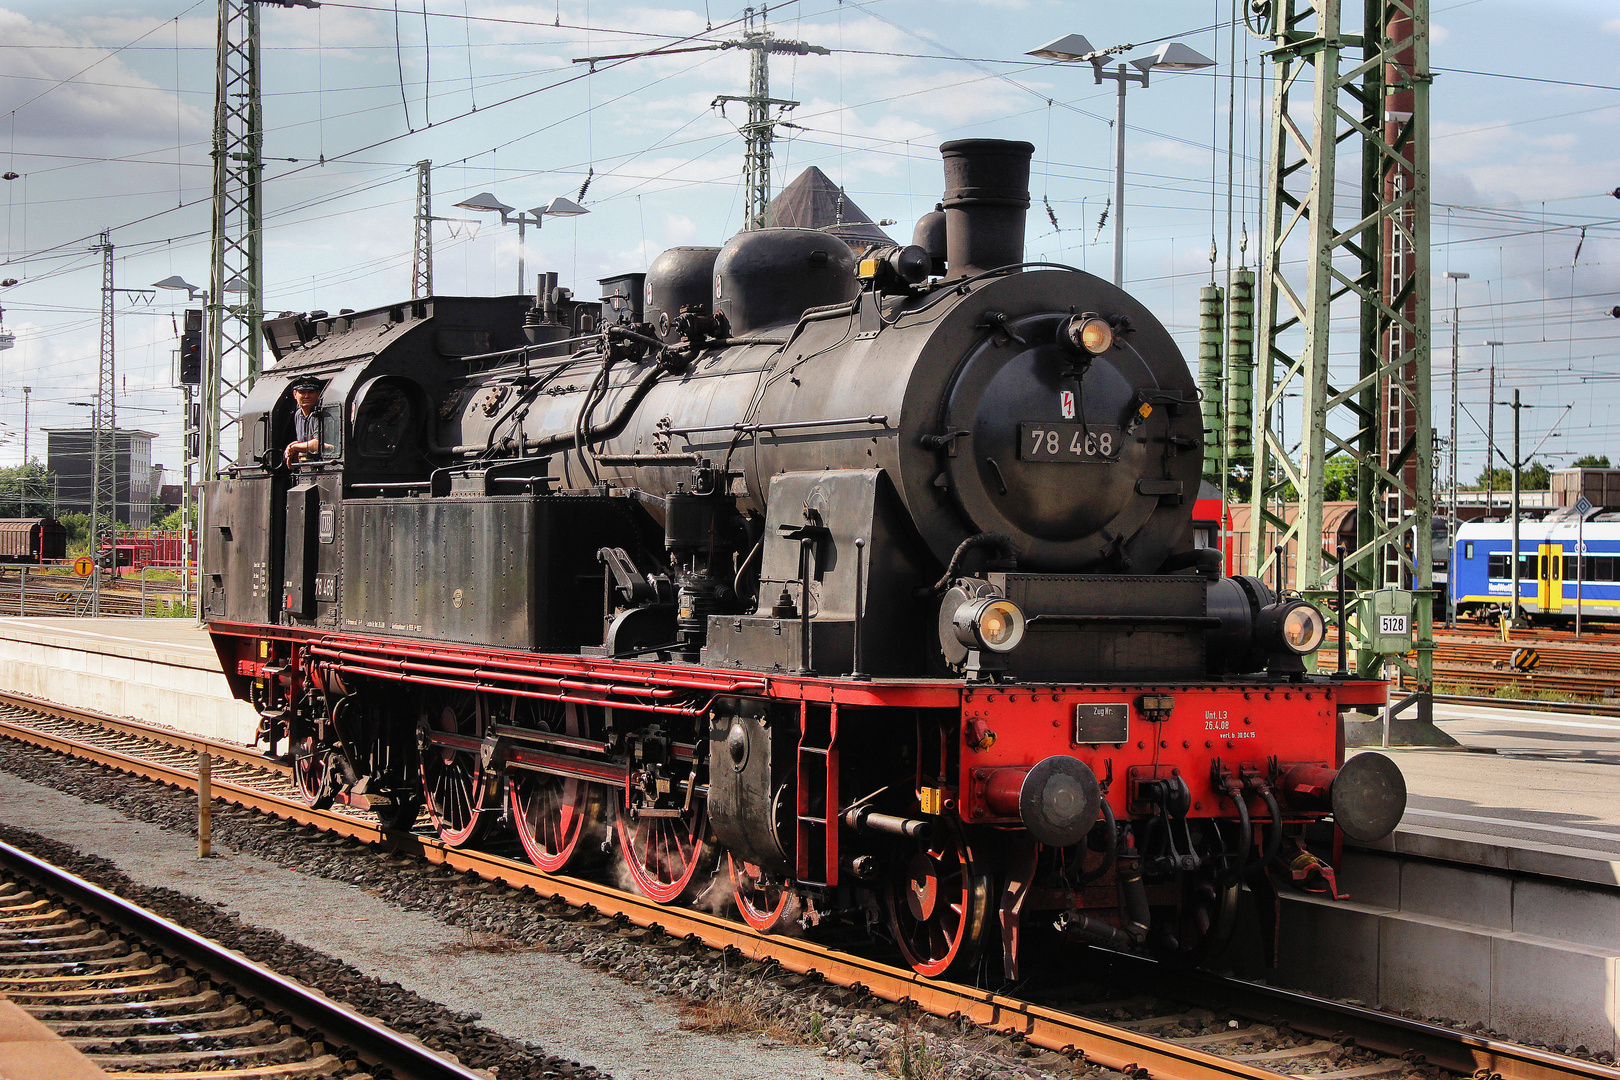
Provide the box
[0,0,1616,488]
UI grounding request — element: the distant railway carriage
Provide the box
[1190,481,1235,576]
[1453,516,1620,622]
[0,518,67,564]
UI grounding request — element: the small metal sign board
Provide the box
[1575,496,1593,515]
[1367,589,1415,654]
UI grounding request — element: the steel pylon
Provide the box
[91,231,117,615]
[412,160,433,299]
[205,0,315,481]
[1248,0,1438,729]
[713,8,828,231]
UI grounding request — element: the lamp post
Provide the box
[153,275,208,618]
[65,401,104,616]
[452,193,590,295]
[1028,35,1215,286]
[1443,270,1468,625]
[1484,340,1504,516]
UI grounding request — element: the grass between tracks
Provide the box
[1434,681,1603,705]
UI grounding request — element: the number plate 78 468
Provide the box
[1018,422,1122,462]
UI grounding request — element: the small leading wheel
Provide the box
[292,734,333,810]
[509,702,605,874]
[616,798,714,904]
[729,855,802,933]
[418,690,492,847]
[887,819,992,978]
[1151,874,1241,968]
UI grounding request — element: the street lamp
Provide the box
[153,275,205,302]
[452,192,590,294]
[1443,270,1469,624]
[153,275,209,617]
[1484,340,1504,515]
[1028,35,1215,286]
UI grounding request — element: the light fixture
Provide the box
[223,275,251,294]
[453,191,516,215]
[153,275,205,301]
[450,189,591,294]
[1144,42,1216,71]
[1026,34,1096,62]
[1026,32,1216,287]
[952,596,1027,654]
[542,196,589,217]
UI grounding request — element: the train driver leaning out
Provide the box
[284,376,330,466]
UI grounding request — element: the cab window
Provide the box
[353,383,414,461]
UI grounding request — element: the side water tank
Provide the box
[713,228,858,336]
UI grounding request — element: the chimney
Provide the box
[939,139,1034,278]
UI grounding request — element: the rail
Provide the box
[0,837,487,1080]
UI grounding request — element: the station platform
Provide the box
[0,617,259,744]
[0,617,1616,1049]
[0,997,112,1080]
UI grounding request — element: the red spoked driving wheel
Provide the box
[616,799,713,904]
[728,855,802,933]
[418,689,492,848]
[509,702,605,873]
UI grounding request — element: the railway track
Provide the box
[1430,662,1620,700]
[1,688,1617,1080]
[0,573,189,617]
[0,837,485,1079]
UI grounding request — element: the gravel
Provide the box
[0,736,1099,1080]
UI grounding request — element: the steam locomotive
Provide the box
[203,139,1405,980]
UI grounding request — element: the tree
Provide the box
[1573,454,1611,468]
[1323,455,1358,501]
[0,463,55,518]
[58,512,91,552]
[1469,459,1550,490]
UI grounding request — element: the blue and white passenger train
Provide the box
[1453,515,1620,623]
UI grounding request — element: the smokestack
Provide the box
[939,139,1034,278]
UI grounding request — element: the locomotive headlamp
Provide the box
[1258,599,1327,655]
[1061,313,1115,356]
[953,596,1027,653]
[1282,603,1327,653]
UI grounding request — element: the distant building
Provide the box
[43,428,157,527]
[762,167,895,257]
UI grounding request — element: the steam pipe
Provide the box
[1115,832,1150,942]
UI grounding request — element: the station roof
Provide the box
[762,167,894,249]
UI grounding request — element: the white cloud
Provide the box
[0,8,209,155]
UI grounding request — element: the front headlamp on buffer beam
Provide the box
[953,596,1027,653]
[1255,598,1327,674]
[940,591,1028,679]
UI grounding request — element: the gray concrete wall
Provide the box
[0,621,259,744]
[1264,846,1620,1055]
